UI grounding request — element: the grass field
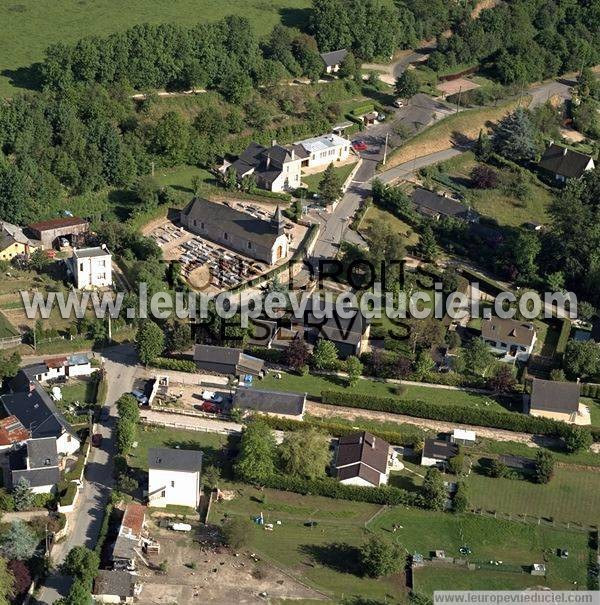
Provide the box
[360,206,419,246]
[0,0,312,96]
[259,371,512,411]
[301,162,357,195]
[0,310,19,338]
[127,425,230,471]
[209,484,590,600]
[386,99,524,167]
[465,466,600,526]
[428,150,553,227]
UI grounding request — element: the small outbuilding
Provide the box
[420,438,459,468]
[27,217,89,250]
[193,344,265,377]
[93,570,142,604]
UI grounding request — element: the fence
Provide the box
[141,416,240,436]
[470,508,597,533]
[0,334,22,349]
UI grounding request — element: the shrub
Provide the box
[222,516,253,549]
[470,165,499,189]
[59,482,78,507]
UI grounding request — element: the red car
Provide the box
[352,140,368,152]
[199,401,221,414]
[91,433,103,448]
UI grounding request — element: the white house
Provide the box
[25,354,93,383]
[481,317,537,362]
[539,143,595,182]
[68,245,112,289]
[9,437,60,494]
[294,133,351,170]
[334,432,392,487]
[147,447,203,509]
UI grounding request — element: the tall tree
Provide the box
[0,557,14,605]
[234,420,277,483]
[278,428,331,479]
[13,477,34,512]
[463,337,494,377]
[318,163,343,205]
[422,467,446,511]
[0,521,37,561]
[395,70,419,98]
[312,339,339,371]
[136,320,165,366]
[345,356,363,387]
[493,108,540,162]
[360,535,404,578]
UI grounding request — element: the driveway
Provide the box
[33,344,138,604]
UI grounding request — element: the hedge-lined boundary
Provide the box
[254,413,425,447]
[261,473,425,507]
[320,390,584,440]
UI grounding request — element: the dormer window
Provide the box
[44,458,51,466]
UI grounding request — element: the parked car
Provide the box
[393,98,405,108]
[131,389,148,405]
[377,113,386,121]
[91,433,103,447]
[352,140,368,152]
[169,523,192,532]
[201,390,223,404]
[200,400,221,414]
[100,407,110,421]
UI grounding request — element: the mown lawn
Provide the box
[370,508,589,590]
[0,311,19,338]
[464,466,600,526]
[386,99,525,167]
[259,371,512,411]
[301,162,357,195]
[127,425,229,470]
[0,0,312,96]
[209,483,590,600]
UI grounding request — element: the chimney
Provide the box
[265,154,271,170]
[290,148,295,161]
[271,139,277,147]
[28,381,35,393]
[563,146,568,156]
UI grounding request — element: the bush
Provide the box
[248,188,292,202]
[59,482,78,507]
[150,357,197,373]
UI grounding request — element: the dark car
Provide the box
[91,433,103,448]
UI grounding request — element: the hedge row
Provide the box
[581,383,600,399]
[320,390,576,439]
[555,318,571,356]
[261,473,425,507]
[150,357,197,373]
[64,438,89,482]
[254,413,424,447]
[58,482,78,507]
[95,503,114,556]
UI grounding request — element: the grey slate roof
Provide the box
[1,369,79,441]
[233,388,306,416]
[231,141,294,185]
[335,432,389,477]
[320,49,348,67]
[111,535,137,562]
[539,143,593,179]
[481,317,536,347]
[181,198,283,249]
[148,447,203,473]
[94,570,137,597]
[73,246,110,259]
[193,344,265,375]
[422,438,459,461]
[530,378,580,414]
[411,188,475,220]
[25,437,58,468]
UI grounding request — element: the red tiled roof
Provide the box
[0,415,30,446]
[121,503,146,537]
[28,217,88,232]
[45,357,67,369]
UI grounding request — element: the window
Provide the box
[247,242,252,249]
[44,458,51,466]
[67,436,72,442]
[79,263,84,271]
[171,481,175,488]
[161,490,166,498]
[201,222,205,229]
[224,233,229,240]
[193,219,197,226]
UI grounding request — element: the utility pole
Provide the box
[107,314,112,342]
[456,86,462,113]
[382,132,389,166]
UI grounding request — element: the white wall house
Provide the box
[295,133,351,170]
[481,317,537,362]
[147,448,203,509]
[334,432,392,488]
[69,245,112,289]
[9,437,60,494]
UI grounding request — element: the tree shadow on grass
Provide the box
[1,64,43,92]
[300,542,363,576]
[279,7,312,30]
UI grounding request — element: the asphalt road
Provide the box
[34,344,138,604]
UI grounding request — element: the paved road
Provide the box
[34,344,138,604]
